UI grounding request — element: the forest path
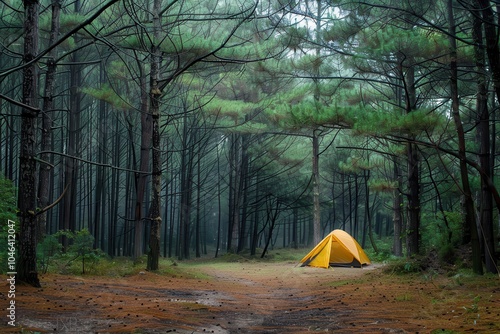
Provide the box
[2,260,499,333]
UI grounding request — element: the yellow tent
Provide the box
[300,229,371,268]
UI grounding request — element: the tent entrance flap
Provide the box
[300,236,332,269]
[299,230,370,269]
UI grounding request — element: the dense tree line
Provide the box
[0,0,498,286]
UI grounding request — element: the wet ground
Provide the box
[1,261,499,333]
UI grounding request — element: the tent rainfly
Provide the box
[300,229,371,269]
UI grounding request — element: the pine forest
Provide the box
[0,1,499,332]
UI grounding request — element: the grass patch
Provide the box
[394,293,413,302]
[324,277,368,287]
[209,248,306,263]
[43,255,213,279]
[326,280,352,287]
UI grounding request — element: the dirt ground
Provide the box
[1,261,499,333]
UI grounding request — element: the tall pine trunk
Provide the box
[237,134,249,252]
[392,159,403,256]
[17,0,41,288]
[147,0,162,271]
[448,0,482,274]
[61,0,82,249]
[474,0,499,274]
[312,131,321,245]
[37,0,60,242]
[401,56,420,257]
[179,113,194,260]
[227,134,241,252]
[134,65,150,259]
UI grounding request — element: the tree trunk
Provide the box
[147,0,162,271]
[260,197,281,258]
[448,0,482,274]
[195,146,201,258]
[237,134,249,252]
[250,175,260,256]
[353,174,359,239]
[17,0,41,288]
[476,0,500,102]
[134,65,150,259]
[406,141,420,257]
[61,0,82,250]
[93,63,107,251]
[227,134,241,252]
[311,0,323,246]
[37,0,60,242]
[402,55,420,257]
[168,167,176,258]
[291,206,298,249]
[312,131,321,245]
[392,159,403,257]
[179,114,194,260]
[472,3,497,274]
[215,147,222,258]
[365,170,378,253]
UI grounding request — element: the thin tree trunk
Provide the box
[312,131,321,244]
[147,0,162,271]
[310,0,323,246]
[250,175,260,256]
[94,63,107,251]
[238,134,249,252]
[406,141,420,257]
[291,206,298,249]
[168,167,176,258]
[110,118,120,254]
[448,0,482,274]
[365,170,378,253]
[260,197,281,258]
[179,114,194,260]
[353,174,359,239]
[392,159,403,256]
[228,134,241,252]
[195,146,201,258]
[341,173,346,230]
[37,0,60,242]
[215,146,222,258]
[61,0,82,250]
[133,62,150,259]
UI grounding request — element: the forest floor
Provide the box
[2,258,499,333]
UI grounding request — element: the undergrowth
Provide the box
[36,245,307,278]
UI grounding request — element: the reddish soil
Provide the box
[1,261,499,333]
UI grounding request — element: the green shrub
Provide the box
[48,229,106,275]
[422,211,463,264]
[37,234,62,274]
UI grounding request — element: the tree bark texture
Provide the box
[403,60,420,257]
[392,159,403,257]
[472,0,500,274]
[17,0,41,288]
[37,0,61,242]
[134,67,151,259]
[227,134,242,252]
[312,131,321,245]
[147,0,162,271]
[448,0,483,274]
[179,113,194,260]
